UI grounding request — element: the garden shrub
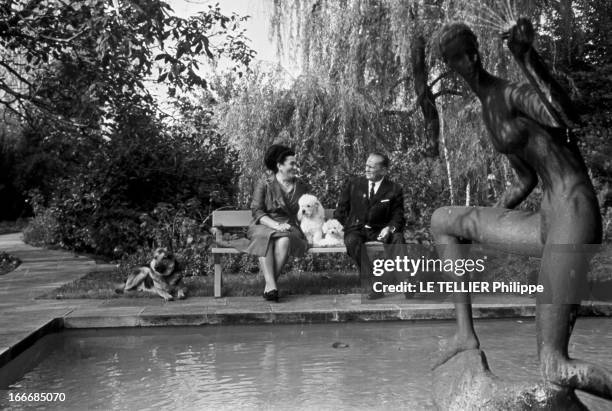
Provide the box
[22,191,61,247]
[0,251,21,275]
[24,104,239,258]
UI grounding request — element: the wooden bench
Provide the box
[211,209,383,297]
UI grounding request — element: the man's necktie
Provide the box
[369,182,375,200]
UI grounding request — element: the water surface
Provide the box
[1,319,611,410]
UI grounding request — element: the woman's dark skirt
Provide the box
[241,224,308,257]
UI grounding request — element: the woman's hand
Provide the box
[502,17,534,59]
[275,222,292,231]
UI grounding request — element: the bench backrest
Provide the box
[212,209,336,227]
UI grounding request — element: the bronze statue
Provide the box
[433,18,612,400]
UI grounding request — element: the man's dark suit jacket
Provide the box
[333,176,405,234]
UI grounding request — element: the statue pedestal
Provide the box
[432,349,587,410]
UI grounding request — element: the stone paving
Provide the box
[1,232,611,369]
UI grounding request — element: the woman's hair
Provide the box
[264,144,295,172]
[438,22,478,57]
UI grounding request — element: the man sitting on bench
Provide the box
[334,152,405,299]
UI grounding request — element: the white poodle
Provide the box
[319,219,345,246]
[297,194,325,246]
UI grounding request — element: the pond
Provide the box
[1,319,611,410]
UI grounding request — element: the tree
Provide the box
[265,0,612,210]
[0,0,255,127]
[0,0,256,223]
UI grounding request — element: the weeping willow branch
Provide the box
[440,112,454,205]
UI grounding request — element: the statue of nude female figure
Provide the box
[433,18,612,400]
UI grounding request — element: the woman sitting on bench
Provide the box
[241,144,309,302]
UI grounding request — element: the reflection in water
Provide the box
[1,319,611,410]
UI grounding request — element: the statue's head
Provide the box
[439,23,481,77]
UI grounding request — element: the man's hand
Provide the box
[502,17,534,59]
[377,226,393,241]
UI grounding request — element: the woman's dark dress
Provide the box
[241,176,309,257]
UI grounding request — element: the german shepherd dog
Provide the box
[117,248,186,301]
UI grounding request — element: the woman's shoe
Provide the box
[263,289,279,302]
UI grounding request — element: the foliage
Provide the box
[387,148,448,234]
[21,101,239,257]
[219,1,523,230]
[1,0,254,223]
[266,0,611,216]
[217,66,412,208]
[7,0,612,288]
[136,201,213,277]
[13,117,87,202]
[0,251,21,275]
[0,0,255,125]
[21,191,60,247]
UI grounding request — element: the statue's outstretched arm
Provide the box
[494,154,537,209]
[504,18,580,129]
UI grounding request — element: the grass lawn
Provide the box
[0,251,20,275]
[33,246,612,300]
[37,268,364,299]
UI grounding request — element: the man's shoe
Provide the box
[366,291,385,300]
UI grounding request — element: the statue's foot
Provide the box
[540,348,612,400]
[432,333,479,370]
[432,349,590,410]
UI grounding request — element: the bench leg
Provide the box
[214,254,223,298]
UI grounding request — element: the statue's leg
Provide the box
[538,232,612,399]
[431,222,480,368]
[431,206,542,368]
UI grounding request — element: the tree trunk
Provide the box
[411,35,440,157]
[558,0,574,66]
[440,114,454,205]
